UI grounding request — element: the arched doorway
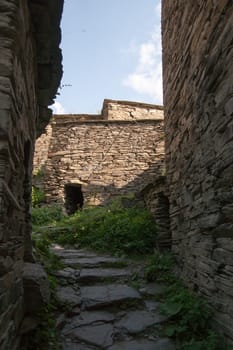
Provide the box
[64,183,84,215]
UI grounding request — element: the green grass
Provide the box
[32,186,46,207]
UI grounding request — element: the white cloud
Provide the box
[155,1,161,16]
[122,4,163,104]
[52,101,67,114]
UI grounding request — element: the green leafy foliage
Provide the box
[145,251,174,281]
[32,205,64,227]
[33,166,45,178]
[161,281,212,341]
[46,198,157,256]
[32,186,46,207]
[182,331,233,350]
[31,195,155,257]
[33,232,63,276]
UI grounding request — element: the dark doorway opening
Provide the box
[64,184,84,215]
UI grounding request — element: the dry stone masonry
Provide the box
[162,0,233,342]
[0,0,63,348]
[34,99,165,209]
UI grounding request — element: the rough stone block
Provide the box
[23,263,50,314]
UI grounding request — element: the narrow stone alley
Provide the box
[51,245,175,350]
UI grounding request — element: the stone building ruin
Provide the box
[0,0,233,347]
[33,99,165,209]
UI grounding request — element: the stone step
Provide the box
[65,323,114,348]
[54,267,81,285]
[62,256,125,268]
[56,286,81,307]
[61,308,171,349]
[79,268,132,283]
[51,246,98,259]
[51,246,175,350]
[115,309,168,334]
[63,343,95,350]
[81,284,142,310]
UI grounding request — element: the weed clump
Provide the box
[32,205,64,226]
[32,195,158,256]
[145,251,232,350]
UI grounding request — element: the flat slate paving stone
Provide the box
[115,309,168,334]
[64,256,124,268]
[62,311,115,335]
[81,284,141,309]
[108,338,175,350]
[79,268,131,282]
[56,286,81,306]
[71,323,114,348]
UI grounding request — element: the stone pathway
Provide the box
[51,245,175,350]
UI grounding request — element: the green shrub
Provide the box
[33,166,45,178]
[144,251,229,349]
[161,281,212,341]
[32,205,64,227]
[51,199,157,255]
[32,186,46,207]
[145,251,174,281]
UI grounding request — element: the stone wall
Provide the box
[162,0,233,342]
[0,0,63,348]
[34,101,165,208]
[141,177,170,252]
[102,99,164,120]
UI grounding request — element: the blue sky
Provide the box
[53,0,162,114]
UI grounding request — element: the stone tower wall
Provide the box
[34,102,165,206]
[162,0,233,341]
[0,0,63,348]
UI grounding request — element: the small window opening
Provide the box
[64,184,84,215]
